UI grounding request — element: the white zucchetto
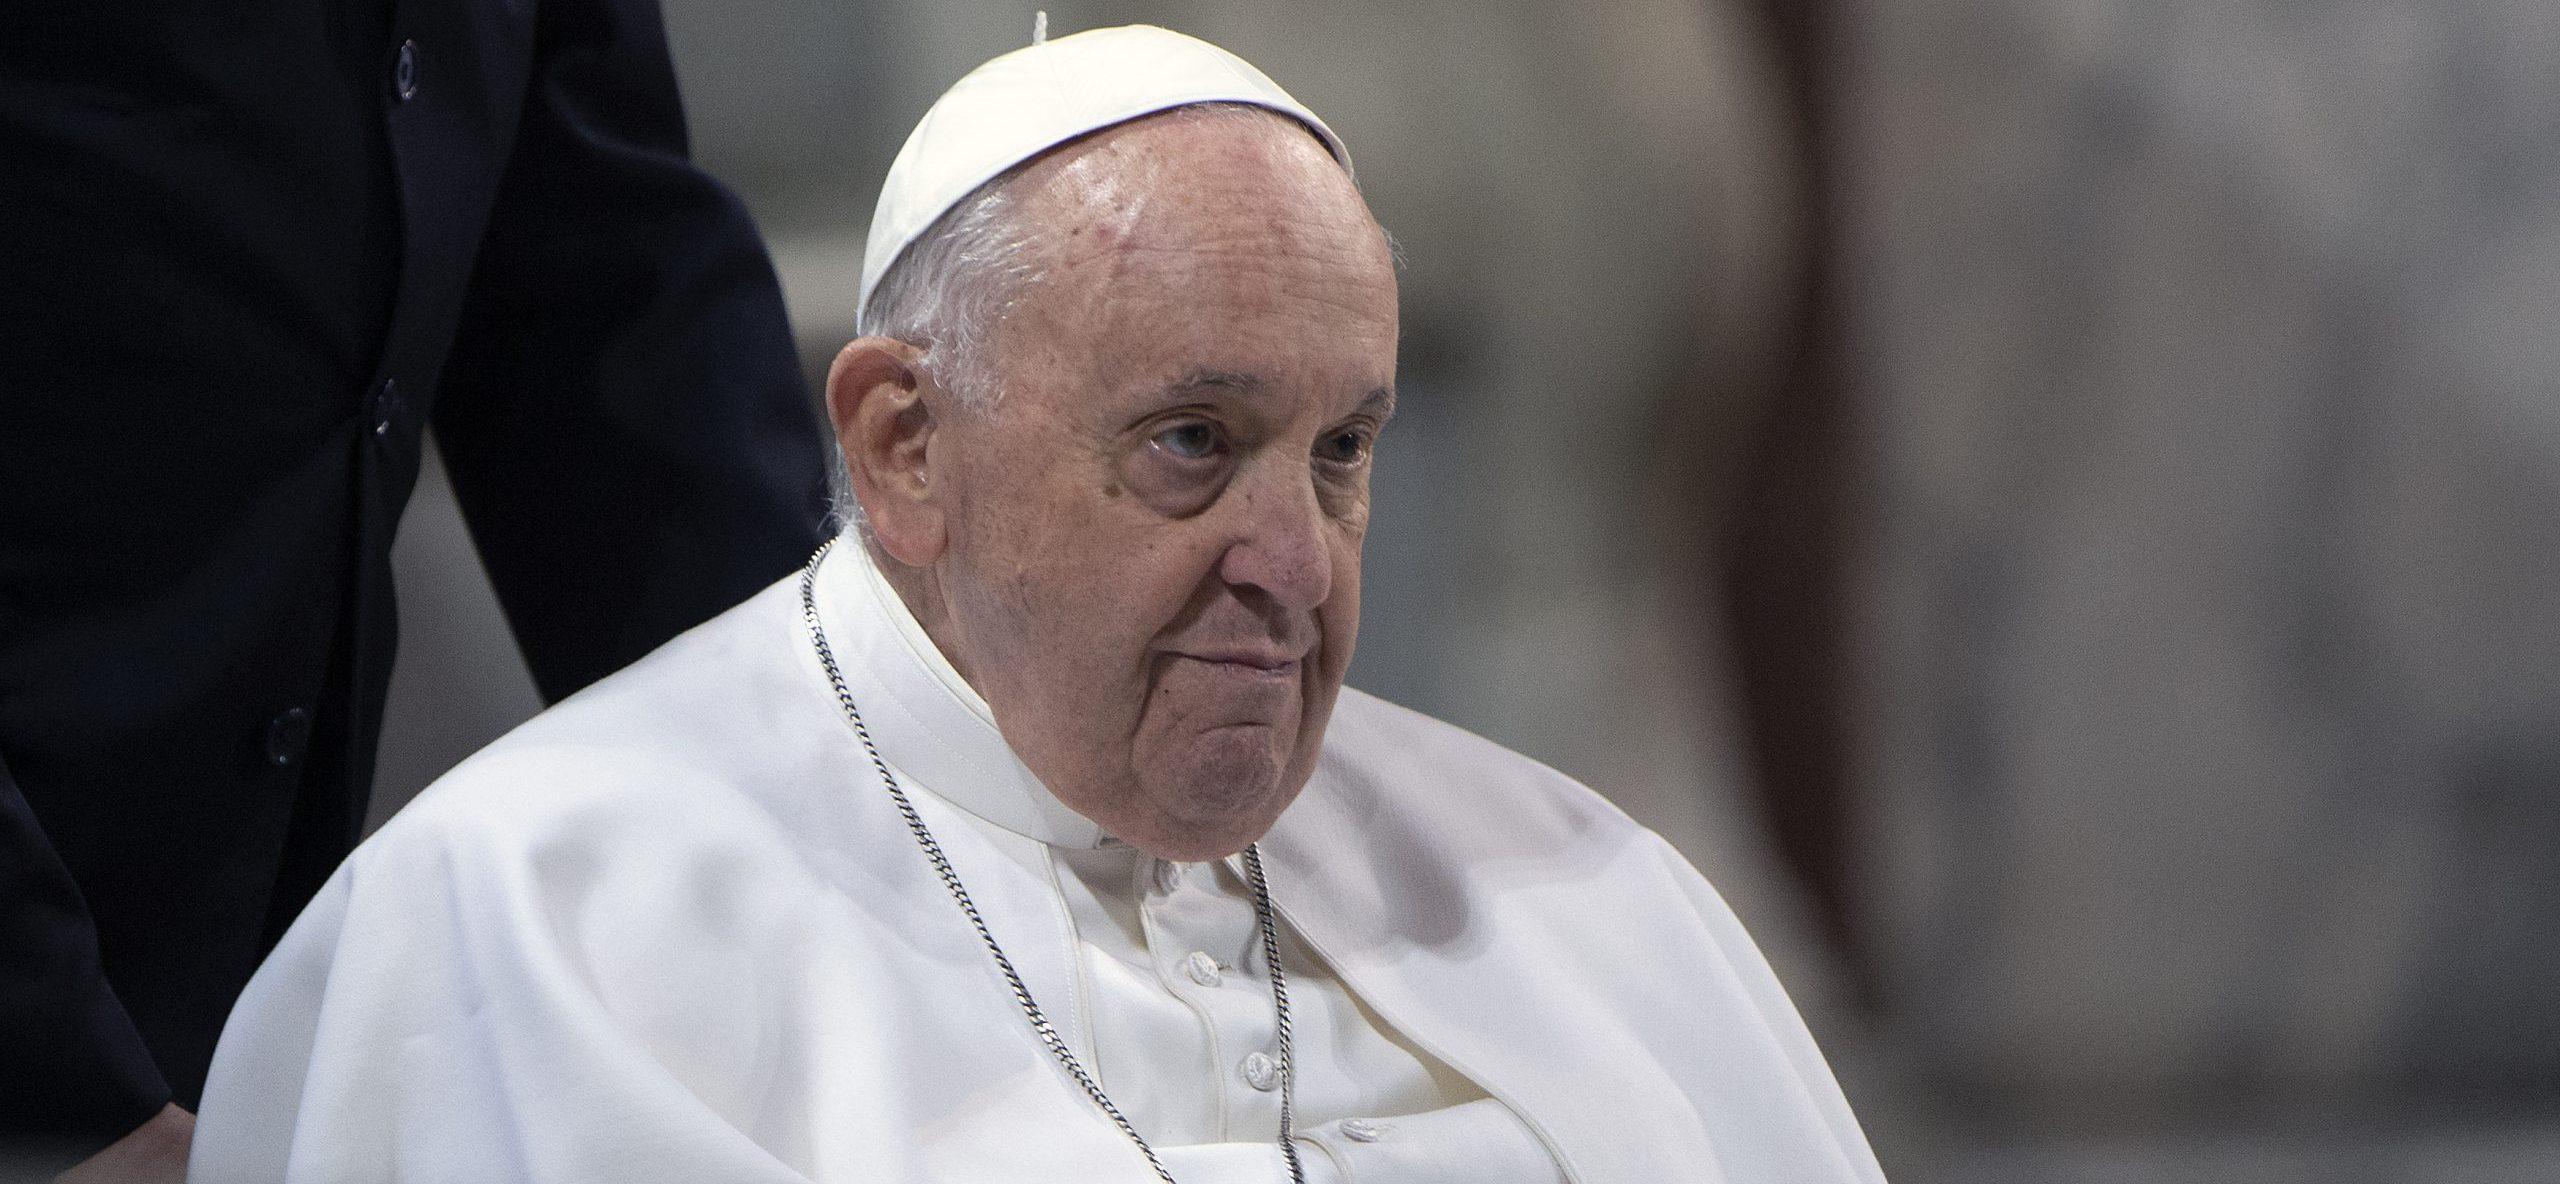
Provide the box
[855,24,1352,323]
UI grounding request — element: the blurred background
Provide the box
[371,2,2560,1180]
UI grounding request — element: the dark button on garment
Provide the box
[393,39,419,103]
[265,708,314,768]
[371,377,400,438]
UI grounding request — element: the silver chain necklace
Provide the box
[798,541,1307,1184]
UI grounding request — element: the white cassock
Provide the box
[191,542,1886,1183]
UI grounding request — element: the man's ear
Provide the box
[825,337,948,567]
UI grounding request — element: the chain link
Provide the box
[800,540,1304,1184]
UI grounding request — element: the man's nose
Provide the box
[1214,463,1334,613]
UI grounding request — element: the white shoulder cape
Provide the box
[192,573,1885,1184]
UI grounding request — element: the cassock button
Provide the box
[371,378,401,438]
[393,40,419,103]
[1241,1050,1280,1091]
[1340,1119,1389,1144]
[1182,951,1221,987]
[265,707,314,768]
[1151,859,1182,894]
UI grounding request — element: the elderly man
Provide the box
[191,25,1884,1184]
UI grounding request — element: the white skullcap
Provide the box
[855,23,1352,324]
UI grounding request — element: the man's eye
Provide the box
[1154,422,1223,460]
[1317,429,1370,465]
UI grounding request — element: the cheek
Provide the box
[1324,527,1364,652]
[944,480,1113,698]
[989,514,1213,705]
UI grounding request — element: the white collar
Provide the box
[808,537,1111,850]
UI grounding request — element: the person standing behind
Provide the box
[0,0,830,1176]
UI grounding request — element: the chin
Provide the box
[1144,729,1296,859]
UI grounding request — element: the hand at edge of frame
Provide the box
[54,1103,193,1184]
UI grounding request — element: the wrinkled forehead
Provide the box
[990,119,1399,420]
[1012,105,1372,254]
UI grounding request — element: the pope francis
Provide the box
[190,24,1887,1184]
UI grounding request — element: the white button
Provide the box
[1152,860,1183,894]
[1182,951,1222,987]
[1340,1118,1389,1143]
[1241,1050,1280,1091]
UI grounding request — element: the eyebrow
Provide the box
[1163,369,1262,398]
[1158,369,1398,420]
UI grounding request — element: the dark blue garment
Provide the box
[0,0,830,1160]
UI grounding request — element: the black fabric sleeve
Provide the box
[0,749,172,1166]
[432,0,829,704]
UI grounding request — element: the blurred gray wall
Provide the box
[1836,0,2560,1178]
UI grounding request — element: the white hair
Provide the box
[828,174,1044,533]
